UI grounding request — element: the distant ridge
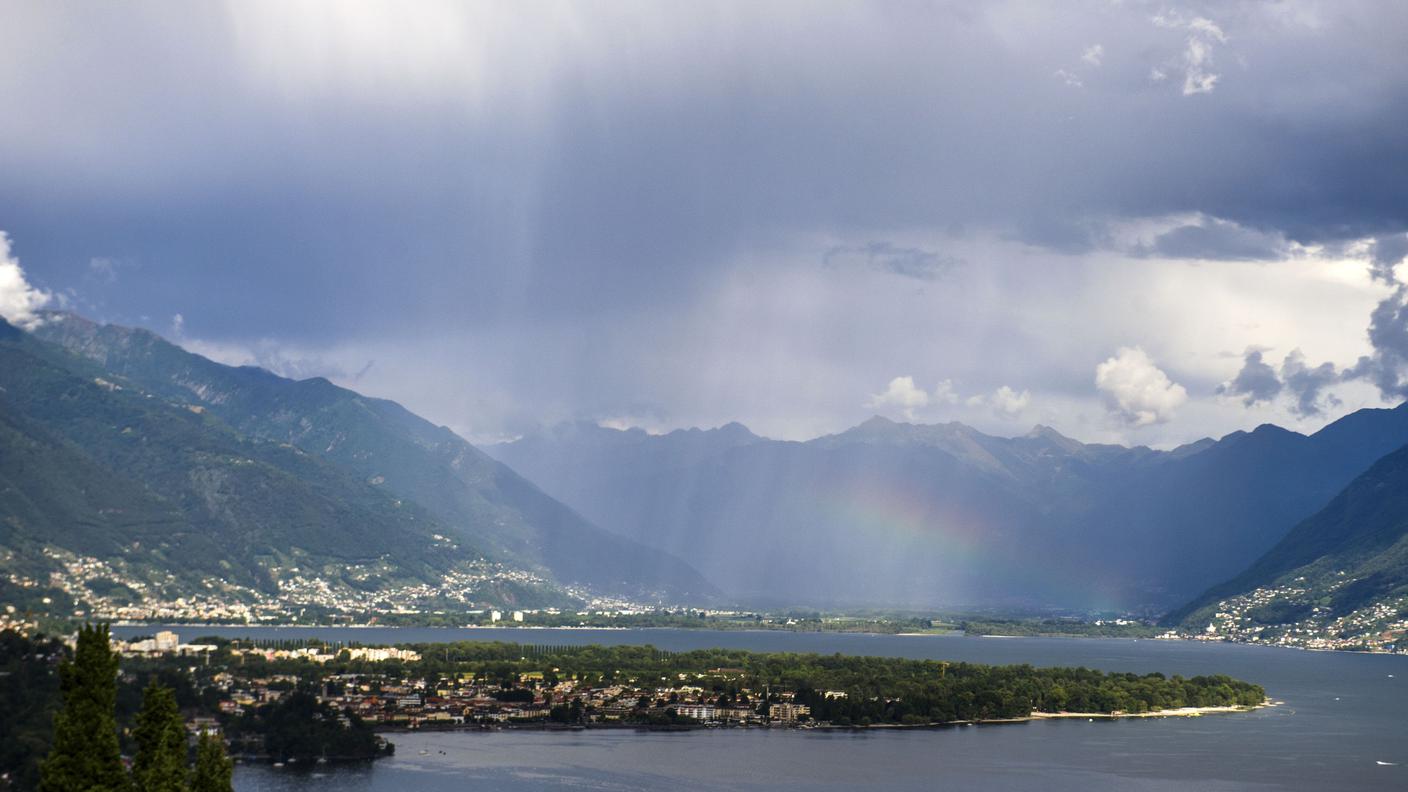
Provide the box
[490,403,1408,611]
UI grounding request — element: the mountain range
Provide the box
[490,407,1408,611]
[6,311,1408,630]
[1,313,714,616]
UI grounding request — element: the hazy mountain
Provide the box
[489,408,1408,611]
[1168,442,1408,636]
[24,314,714,602]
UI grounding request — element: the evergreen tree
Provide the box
[189,729,234,792]
[132,681,188,792]
[38,623,128,792]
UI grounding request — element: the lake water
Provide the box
[113,626,1408,791]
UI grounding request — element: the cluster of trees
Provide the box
[222,690,386,765]
[0,631,66,789]
[791,668,1264,725]
[36,624,233,792]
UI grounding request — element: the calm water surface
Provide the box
[114,626,1407,791]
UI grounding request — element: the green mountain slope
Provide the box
[28,313,713,601]
[1168,443,1408,649]
[0,316,495,616]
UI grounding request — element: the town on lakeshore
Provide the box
[104,629,1266,737]
[0,621,1276,789]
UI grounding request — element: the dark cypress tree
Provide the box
[38,623,129,792]
[189,729,234,792]
[132,681,189,792]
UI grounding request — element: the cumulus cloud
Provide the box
[1281,350,1342,415]
[1095,347,1188,426]
[867,375,930,418]
[1339,237,1408,400]
[1219,348,1282,406]
[964,385,1032,418]
[1350,283,1408,398]
[824,243,959,282]
[0,232,52,330]
[1081,44,1104,67]
[1221,345,1348,417]
[989,385,1032,418]
[1213,236,1408,415]
[867,376,1027,421]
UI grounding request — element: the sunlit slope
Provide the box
[0,317,470,594]
[30,314,714,600]
[1169,442,1408,632]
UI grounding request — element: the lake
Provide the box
[112,626,1407,791]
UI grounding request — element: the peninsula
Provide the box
[122,633,1266,733]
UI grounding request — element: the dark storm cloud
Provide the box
[2,1,1407,439]
[1139,220,1288,261]
[4,2,1406,335]
[1219,349,1282,406]
[1281,351,1342,416]
[1338,234,1408,400]
[1349,284,1408,399]
[1226,232,1408,413]
[1370,234,1408,283]
[1220,347,1346,417]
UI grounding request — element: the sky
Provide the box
[2,0,1407,447]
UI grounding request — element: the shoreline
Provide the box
[106,622,1408,655]
[363,701,1274,739]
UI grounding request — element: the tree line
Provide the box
[17,624,234,792]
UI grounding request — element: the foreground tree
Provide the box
[189,729,234,792]
[38,623,128,792]
[132,681,189,792]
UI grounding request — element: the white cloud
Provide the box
[990,385,1032,417]
[0,232,52,330]
[1094,346,1188,426]
[867,375,930,418]
[1081,44,1104,66]
[1187,17,1227,43]
[933,378,960,405]
[1152,12,1228,95]
[964,384,1032,418]
[1182,37,1219,95]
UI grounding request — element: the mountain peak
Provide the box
[714,421,759,441]
[1024,424,1068,441]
